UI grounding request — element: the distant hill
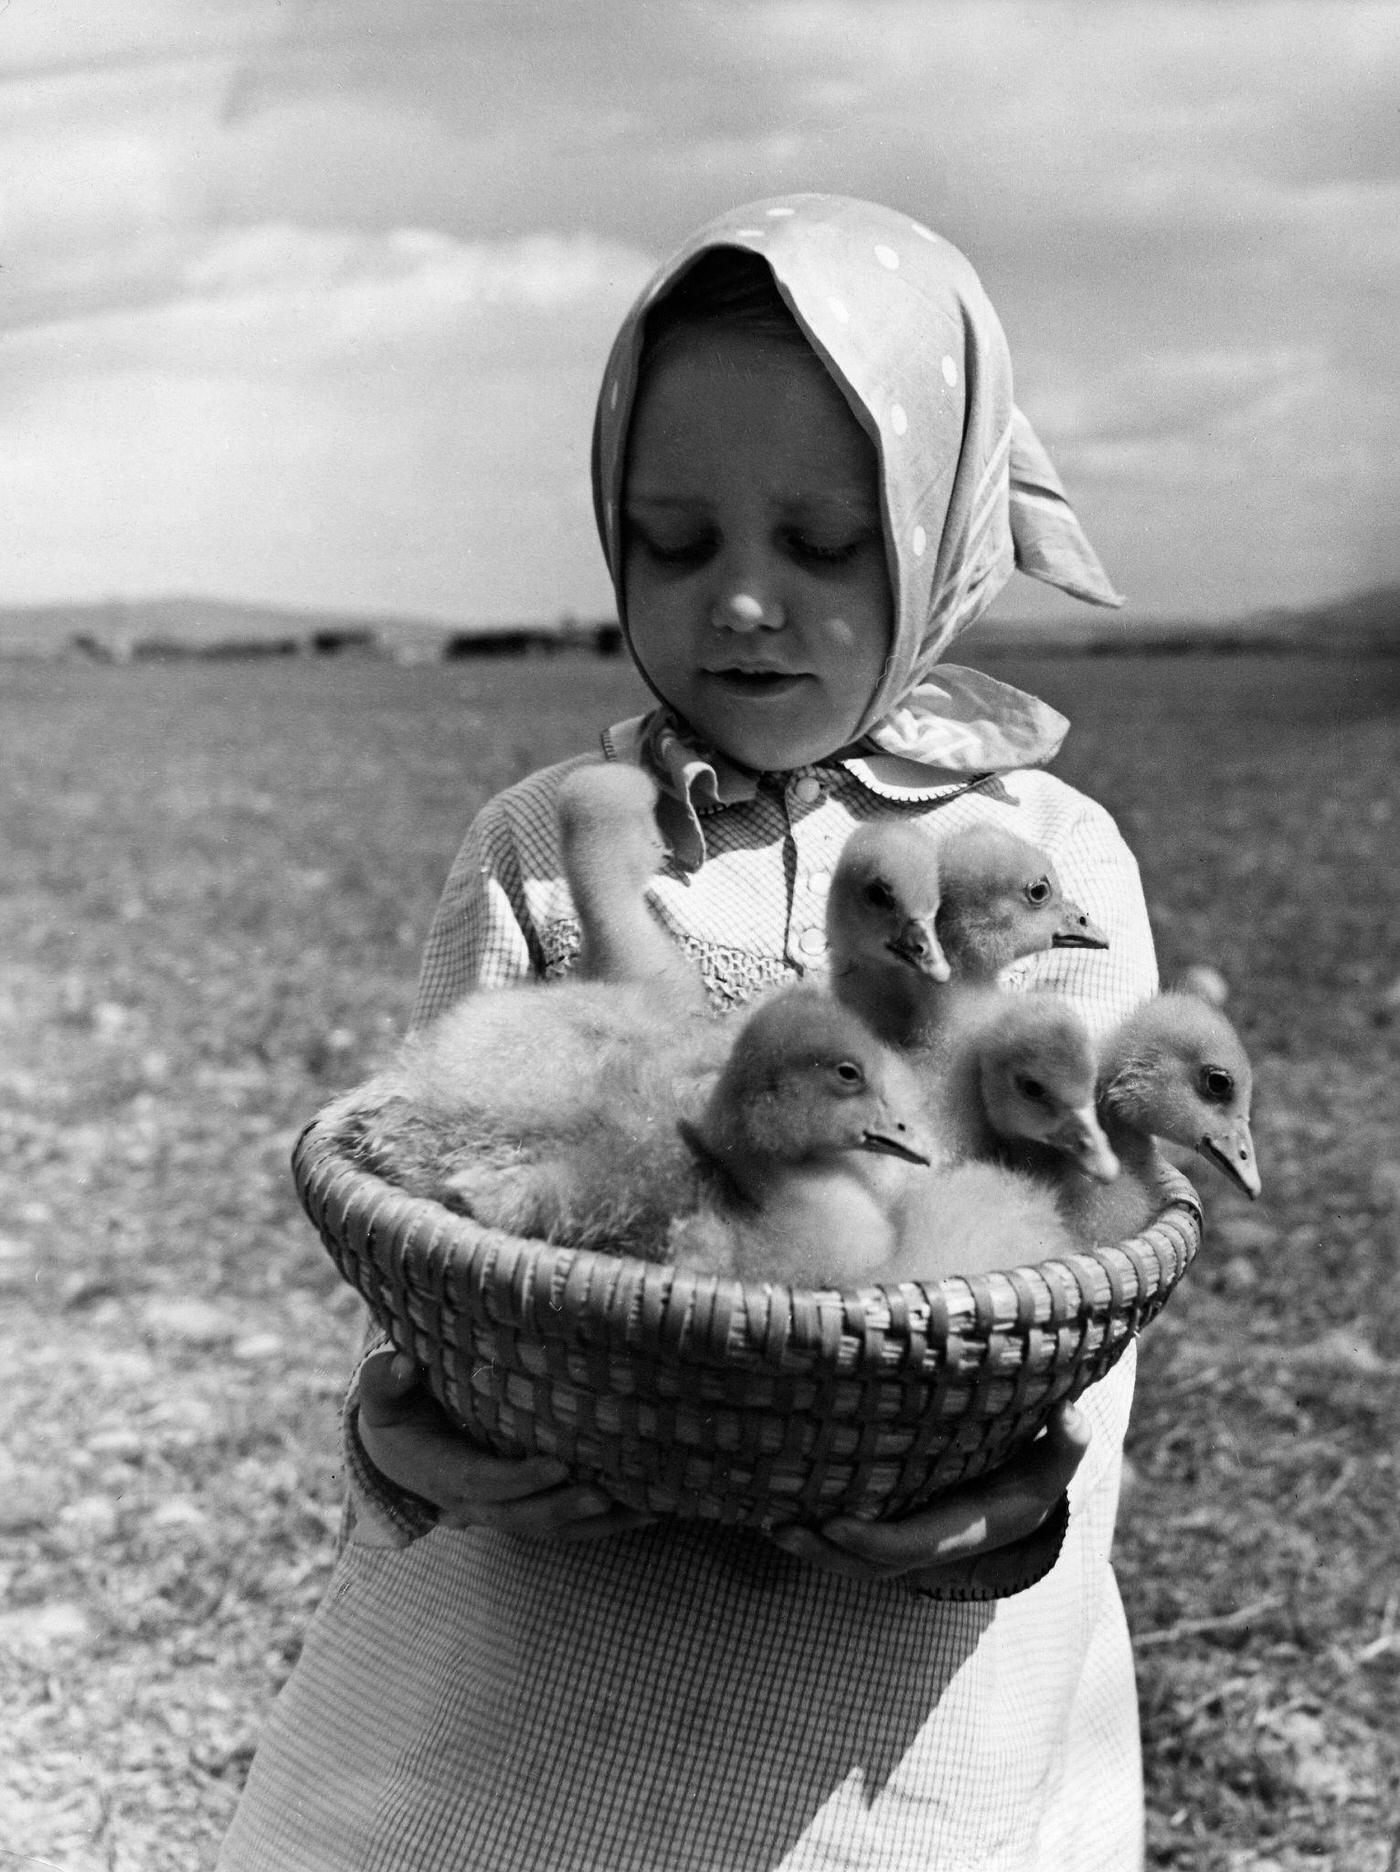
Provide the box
[966,583,1400,658]
[0,585,1396,661]
[0,596,620,661]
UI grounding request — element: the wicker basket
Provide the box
[295,1114,1201,1531]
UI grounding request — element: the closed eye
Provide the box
[779,528,873,570]
[629,528,716,570]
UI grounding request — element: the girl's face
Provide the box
[622,325,893,772]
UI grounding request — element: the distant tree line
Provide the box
[52,621,627,663]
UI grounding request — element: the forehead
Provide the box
[624,325,878,502]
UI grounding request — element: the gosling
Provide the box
[826,819,1107,1054]
[332,762,721,1256]
[872,994,1119,1283]
[1055,990,1261,1246]
[666,986,934,1289]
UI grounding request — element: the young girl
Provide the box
[220,194,1158,1871]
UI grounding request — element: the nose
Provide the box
[711,589,782,633]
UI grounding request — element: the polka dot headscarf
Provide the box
[592,194,1122,774]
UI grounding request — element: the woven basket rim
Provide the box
[293,1111,1204,1346]
[295,1111,1204,1528]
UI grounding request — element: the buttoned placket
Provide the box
[780,768,846,972]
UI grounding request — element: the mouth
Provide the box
[1051,905,1111,950]
[886,919,951,982]
[1047,1107,1120,1183]
[706,668,808,699]
[1197,1123,1262,1199]
[859,1122,933,1166]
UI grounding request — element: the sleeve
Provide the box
[342,794,544,1548]
[341,1335,441,1547]
[410,795,545,1030]
[1020,792,1158,1494]
[1011,792,1159,1040]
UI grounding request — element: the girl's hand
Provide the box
[357,1350,654,1542]
[769,1401,1090,1585]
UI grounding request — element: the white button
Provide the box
[792,775,822,804]
[798,927,827,957]
[808,870,832,894]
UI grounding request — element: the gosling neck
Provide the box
[831,959,947,1053]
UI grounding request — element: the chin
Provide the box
[745,747,837,774]
[659,686,848,772]
[705,728,830,772]
[698,709,843,773]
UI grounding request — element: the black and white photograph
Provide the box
[2,5,1397,1869]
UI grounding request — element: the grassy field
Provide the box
[0,649,1397,1870]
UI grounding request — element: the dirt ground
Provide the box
[1,650,1397,1869]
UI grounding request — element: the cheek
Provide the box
[822,613,861,651]
[815,561,894,671]
[621,562,658,652]
[622,579,687,693]
[822,601,893,715]
[811,581,889,653]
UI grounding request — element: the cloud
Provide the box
[1026,345,1331,449]
[2,0,1398,618]
[1006,344,1400,619]
[0,0,278,80]
[184,221,649,311]
[5,221,653,367]
[0,61,227,333]
[0,220,652,616]
[3,349,624,621]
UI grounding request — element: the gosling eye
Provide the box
[1024,876,1052,907]
[862,879,896,911]
[1201,1065,1235,1102]
[1016,1075,1049,1103]
[833,1059,866,1090]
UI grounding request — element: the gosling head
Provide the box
[974,997,1121,1182]
[826,822,950,983]
[557,762,667,901]
[825,823,952,1047]
[1099,992,1260,1198]
[692,988,934,1194]
[935,825,1109,979]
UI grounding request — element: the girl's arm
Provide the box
[344,787,651,1548]
[408,796,539,1031]
[1014,791,1160,1034]
[353,1351,653,1546]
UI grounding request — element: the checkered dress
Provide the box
[220,750,1155,1872]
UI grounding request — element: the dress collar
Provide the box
[602,712,1020,872]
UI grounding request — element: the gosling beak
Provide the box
[1046,1104,1120,1183]
[1197,1117,1261,1199]
[1051,899,1110,951]
[887,915,951,982]
[859,1115,934,1166]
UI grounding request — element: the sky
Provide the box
[3,0,1398,624]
